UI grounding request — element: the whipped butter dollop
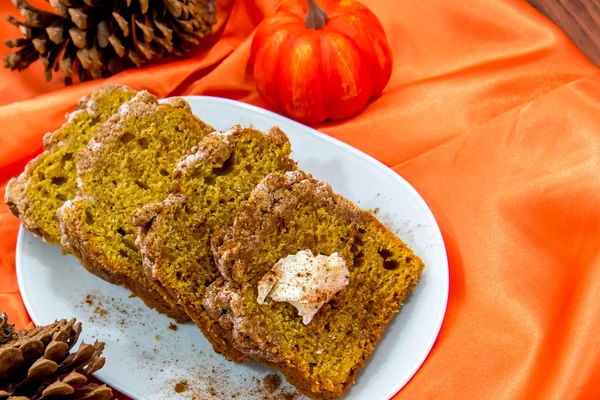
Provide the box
[257,250,349,324]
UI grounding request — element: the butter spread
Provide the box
[257,250,349,324]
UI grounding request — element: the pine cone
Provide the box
[0,315,112,400]
[0,314,15,345]
[3,0,217,85]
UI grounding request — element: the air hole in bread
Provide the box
[119,249,128,258]
[56,193,67,201]
[117,228,126,236]
[378,248,399,270]
[204,176,215,185]
[62,153,73,161]
[324,323,330,332]
[383,259,399,270]
[358,227,366,234]
[120,132,135,144]
[137,137,149,149]
[378,248,393,260]
[353,236,363,247]
[353,251,364,267]
[213,156,234,176]
[135,180,149,190]
[52,176,67,186]
[85,210,94,225]
[405,256,413,263]
[245,164,253,172]
[159,168,169,177]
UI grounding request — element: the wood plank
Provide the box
[526,0,600,66]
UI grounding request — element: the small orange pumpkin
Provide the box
[251,0,393,124]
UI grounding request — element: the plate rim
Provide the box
[17,95,449,400]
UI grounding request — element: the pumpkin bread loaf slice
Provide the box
[205,170,425,399]
[133,125,296,362]
[58,91,213,322]
[4,85,136,244]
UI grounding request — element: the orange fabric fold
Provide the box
[0,0,598,399]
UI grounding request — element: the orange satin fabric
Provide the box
[1,0,599,399]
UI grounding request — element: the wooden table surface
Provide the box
[527,0,600,66]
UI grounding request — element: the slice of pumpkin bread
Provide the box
[205,170,425,399]
[4,85,136,244]
[133,125,296,362]
[58,91,213,322]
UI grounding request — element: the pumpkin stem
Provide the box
[305,0,328,29]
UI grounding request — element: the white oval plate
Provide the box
[17,96,448,400]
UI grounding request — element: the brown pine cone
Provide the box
[3,0,217,85]
[0,315,112,400]
[0,314,15,346]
